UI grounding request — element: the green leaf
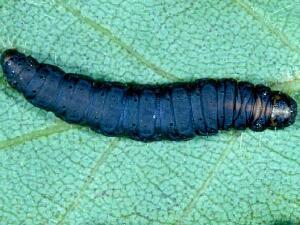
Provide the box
[0,1,300,224]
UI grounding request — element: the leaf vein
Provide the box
[249,134,300,166]
[56,138,120,224]
[172,136,237,225]
[53,0,182,82]
[232,0,300,54]
[0,122,75,150]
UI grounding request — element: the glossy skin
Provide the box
[1,49,297,141]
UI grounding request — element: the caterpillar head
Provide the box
[1,49,38,91]
[269,91,297,129]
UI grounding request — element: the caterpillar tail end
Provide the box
[1,49,39,91]
[1,49,20,66]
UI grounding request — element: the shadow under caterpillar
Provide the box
[0,49,297,141]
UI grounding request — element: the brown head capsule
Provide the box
[269,91,297,129]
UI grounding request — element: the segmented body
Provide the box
[1,50,296,141]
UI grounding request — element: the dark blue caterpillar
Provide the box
[0,49,297,141]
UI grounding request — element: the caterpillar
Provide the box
[0,49,297,141]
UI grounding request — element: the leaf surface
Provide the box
[0,1,300,224]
